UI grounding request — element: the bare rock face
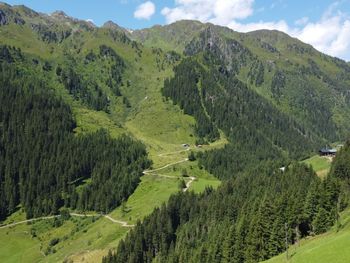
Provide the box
[184,25,252,72]
[14,17,25,25]
[0,9,8,25]
[0,5,25,26]
[103,20,120,30]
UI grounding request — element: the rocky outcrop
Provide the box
[184,25,253,72]
[0,9,8,25]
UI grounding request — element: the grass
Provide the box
[109,157,221,224]
[109,174,181,223]
[0,210,129,263]
[190,177,221,193]
[302,155,332,178]
[0,162,220,263]
[1,14,349,263]
[44,217,128,263]
[264,209,350,263]
[2,208,27,225]
[0,149,222,263]
[0,224,43,263]
[73,106,125,138]
[0,20,226,263]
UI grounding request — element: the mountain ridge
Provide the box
[0,3,350,263]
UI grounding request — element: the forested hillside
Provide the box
[155,22,350,178]
[0,45,150,220]
[135,22,350,140]
[0,3,350,262]
[163,55,321,177]
[104,142,350,263]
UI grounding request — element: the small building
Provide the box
[319,148,337,156]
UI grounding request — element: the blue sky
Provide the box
[3,0,350,60]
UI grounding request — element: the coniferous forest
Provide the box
[0,46,151,220]
[1,3,350,262]
[163,55,323,178]
[104,142,350,263]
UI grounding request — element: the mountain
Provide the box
[0,3,349,262]
[132,20,350,178]
[132,21,350,140]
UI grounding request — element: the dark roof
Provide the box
[319,148,337,154]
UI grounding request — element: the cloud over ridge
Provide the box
[134,1,155,20]
[161,0,350,60]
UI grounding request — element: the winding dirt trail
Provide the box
[0,213,133,229]
[183,177,196,192]
[144,147,197,192]
[1,148,194,230]
[143,158,189,174]
[0,216,60,229]
[104,215,134,227]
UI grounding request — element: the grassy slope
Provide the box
[264,209,350,263]
[0,159,221,263]
[131,20,205,52]
[134,22,350,140]
[2,15,348,263]
[302,155,332,178]
[0,15,224,262]
[0,210,129,263]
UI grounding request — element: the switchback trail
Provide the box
[183,177,196,192]
[144,147,197,192]
[104,215,134,227]
[1,149,193,230]
[0,213,133,229]
[143,158,189,174]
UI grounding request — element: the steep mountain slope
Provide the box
[104,141,350,263]
[0,3,199,153]
[0,4,221,262]
[1,3,350,262]
[133,22,350,140]
[132,20,350,177]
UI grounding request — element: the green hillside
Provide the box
[0,3,350,263]
[104,138,350,263]
[133,22,350,140]
[302,155,332,178]
[0,4,223,262]
[265,209,350,263]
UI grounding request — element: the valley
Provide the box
[0,143,222,263]
[0,3,350,263]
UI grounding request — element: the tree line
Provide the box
[162,59,220,143]
[57,44,126,113]
[163,55,322,178]
[0,46,150,220]
[104,142,350,262]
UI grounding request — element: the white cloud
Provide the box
[86,18,94,23]
[161,0,254,25]
[293,15,350,61]
[134,1,156,20]
[161,0,350,60]
[227,20,289,33]
[230,15,350,61]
